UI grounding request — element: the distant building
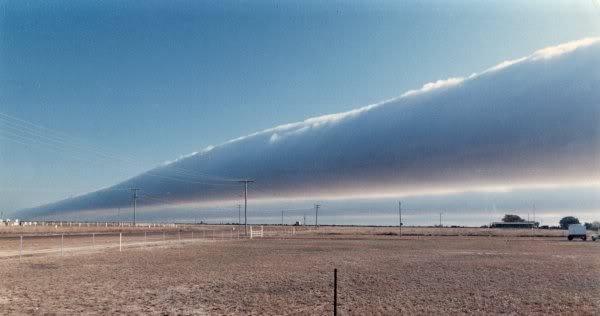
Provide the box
[491,221,538,229]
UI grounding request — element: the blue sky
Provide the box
[1,1,599,225]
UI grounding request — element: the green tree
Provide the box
[559,216,580,229]
[585,221,600,230]
[502,214,524,223]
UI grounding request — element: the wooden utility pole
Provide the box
[130,188,140,226]
[398,201,402,238]
[239,180,254,235]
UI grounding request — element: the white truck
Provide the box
[567,224,587,241]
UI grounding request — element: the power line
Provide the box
[0,111,241,184]
[0,111,246,210]
[257,207,313,214]
[251,182,297,200]
[137,193,177,205]
[277,208,314,225]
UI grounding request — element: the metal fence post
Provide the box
[334,268,338,316]
[144,231,147,243]
[192,231,194,239]
[163,231,166,242]
[119,233,122,252]
[92,233,95,247]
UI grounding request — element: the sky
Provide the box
[1,0,600,226]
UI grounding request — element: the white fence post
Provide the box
[61,234,64,256]
[250,226,253,239]
[119,233,122,252]
[19,235,23,261]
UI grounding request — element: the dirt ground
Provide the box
[1,231,599,315]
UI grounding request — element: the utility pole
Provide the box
[439,212,443,227]
[314,204,320,228]
[130,188,140,226]
[281,211,284,226]
[398,201,402,237]
[239,179,254,235]
[304,213,306,226]
[533,203,536,230]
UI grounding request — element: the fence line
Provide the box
[1,220,181,228]
[2,225,309,261]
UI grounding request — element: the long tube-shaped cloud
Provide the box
[21,38,600,218]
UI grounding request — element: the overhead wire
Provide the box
[1,111,293,219]
[0,111,236,181]
[0,111,242,185]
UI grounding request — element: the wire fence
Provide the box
[4,224,564,261]
[0,225,317,260]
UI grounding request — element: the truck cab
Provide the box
[567,224,587,241]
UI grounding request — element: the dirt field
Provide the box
[1,229,599,315]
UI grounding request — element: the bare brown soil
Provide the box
[1,228,598,315]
